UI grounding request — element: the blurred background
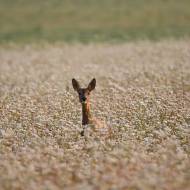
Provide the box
[0,0,190,44]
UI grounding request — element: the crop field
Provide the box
[0,40,189,190]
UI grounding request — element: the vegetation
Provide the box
[0,40,190,189]
[0,0,190,43]
[0,1,189,189]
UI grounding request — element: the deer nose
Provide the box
[82,97,86,102]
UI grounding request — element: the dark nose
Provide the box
[82,97,86,101]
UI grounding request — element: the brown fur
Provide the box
[72,78,111,137]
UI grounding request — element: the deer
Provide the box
[72,78,111,137]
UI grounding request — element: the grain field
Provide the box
[0,40,190,190]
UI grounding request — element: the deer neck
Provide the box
[82,101,92,125]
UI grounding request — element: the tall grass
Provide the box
[0,40,189,189]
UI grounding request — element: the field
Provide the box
[0,40,190,189]
[0,0,190,43]
[1,0,190,189]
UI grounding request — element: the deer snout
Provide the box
[82,97,86,102]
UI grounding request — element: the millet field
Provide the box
[0,40,190,190]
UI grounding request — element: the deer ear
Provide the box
[72,78,80,91]
[88,78,96,91]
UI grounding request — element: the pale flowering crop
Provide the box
[0,40,190,190]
